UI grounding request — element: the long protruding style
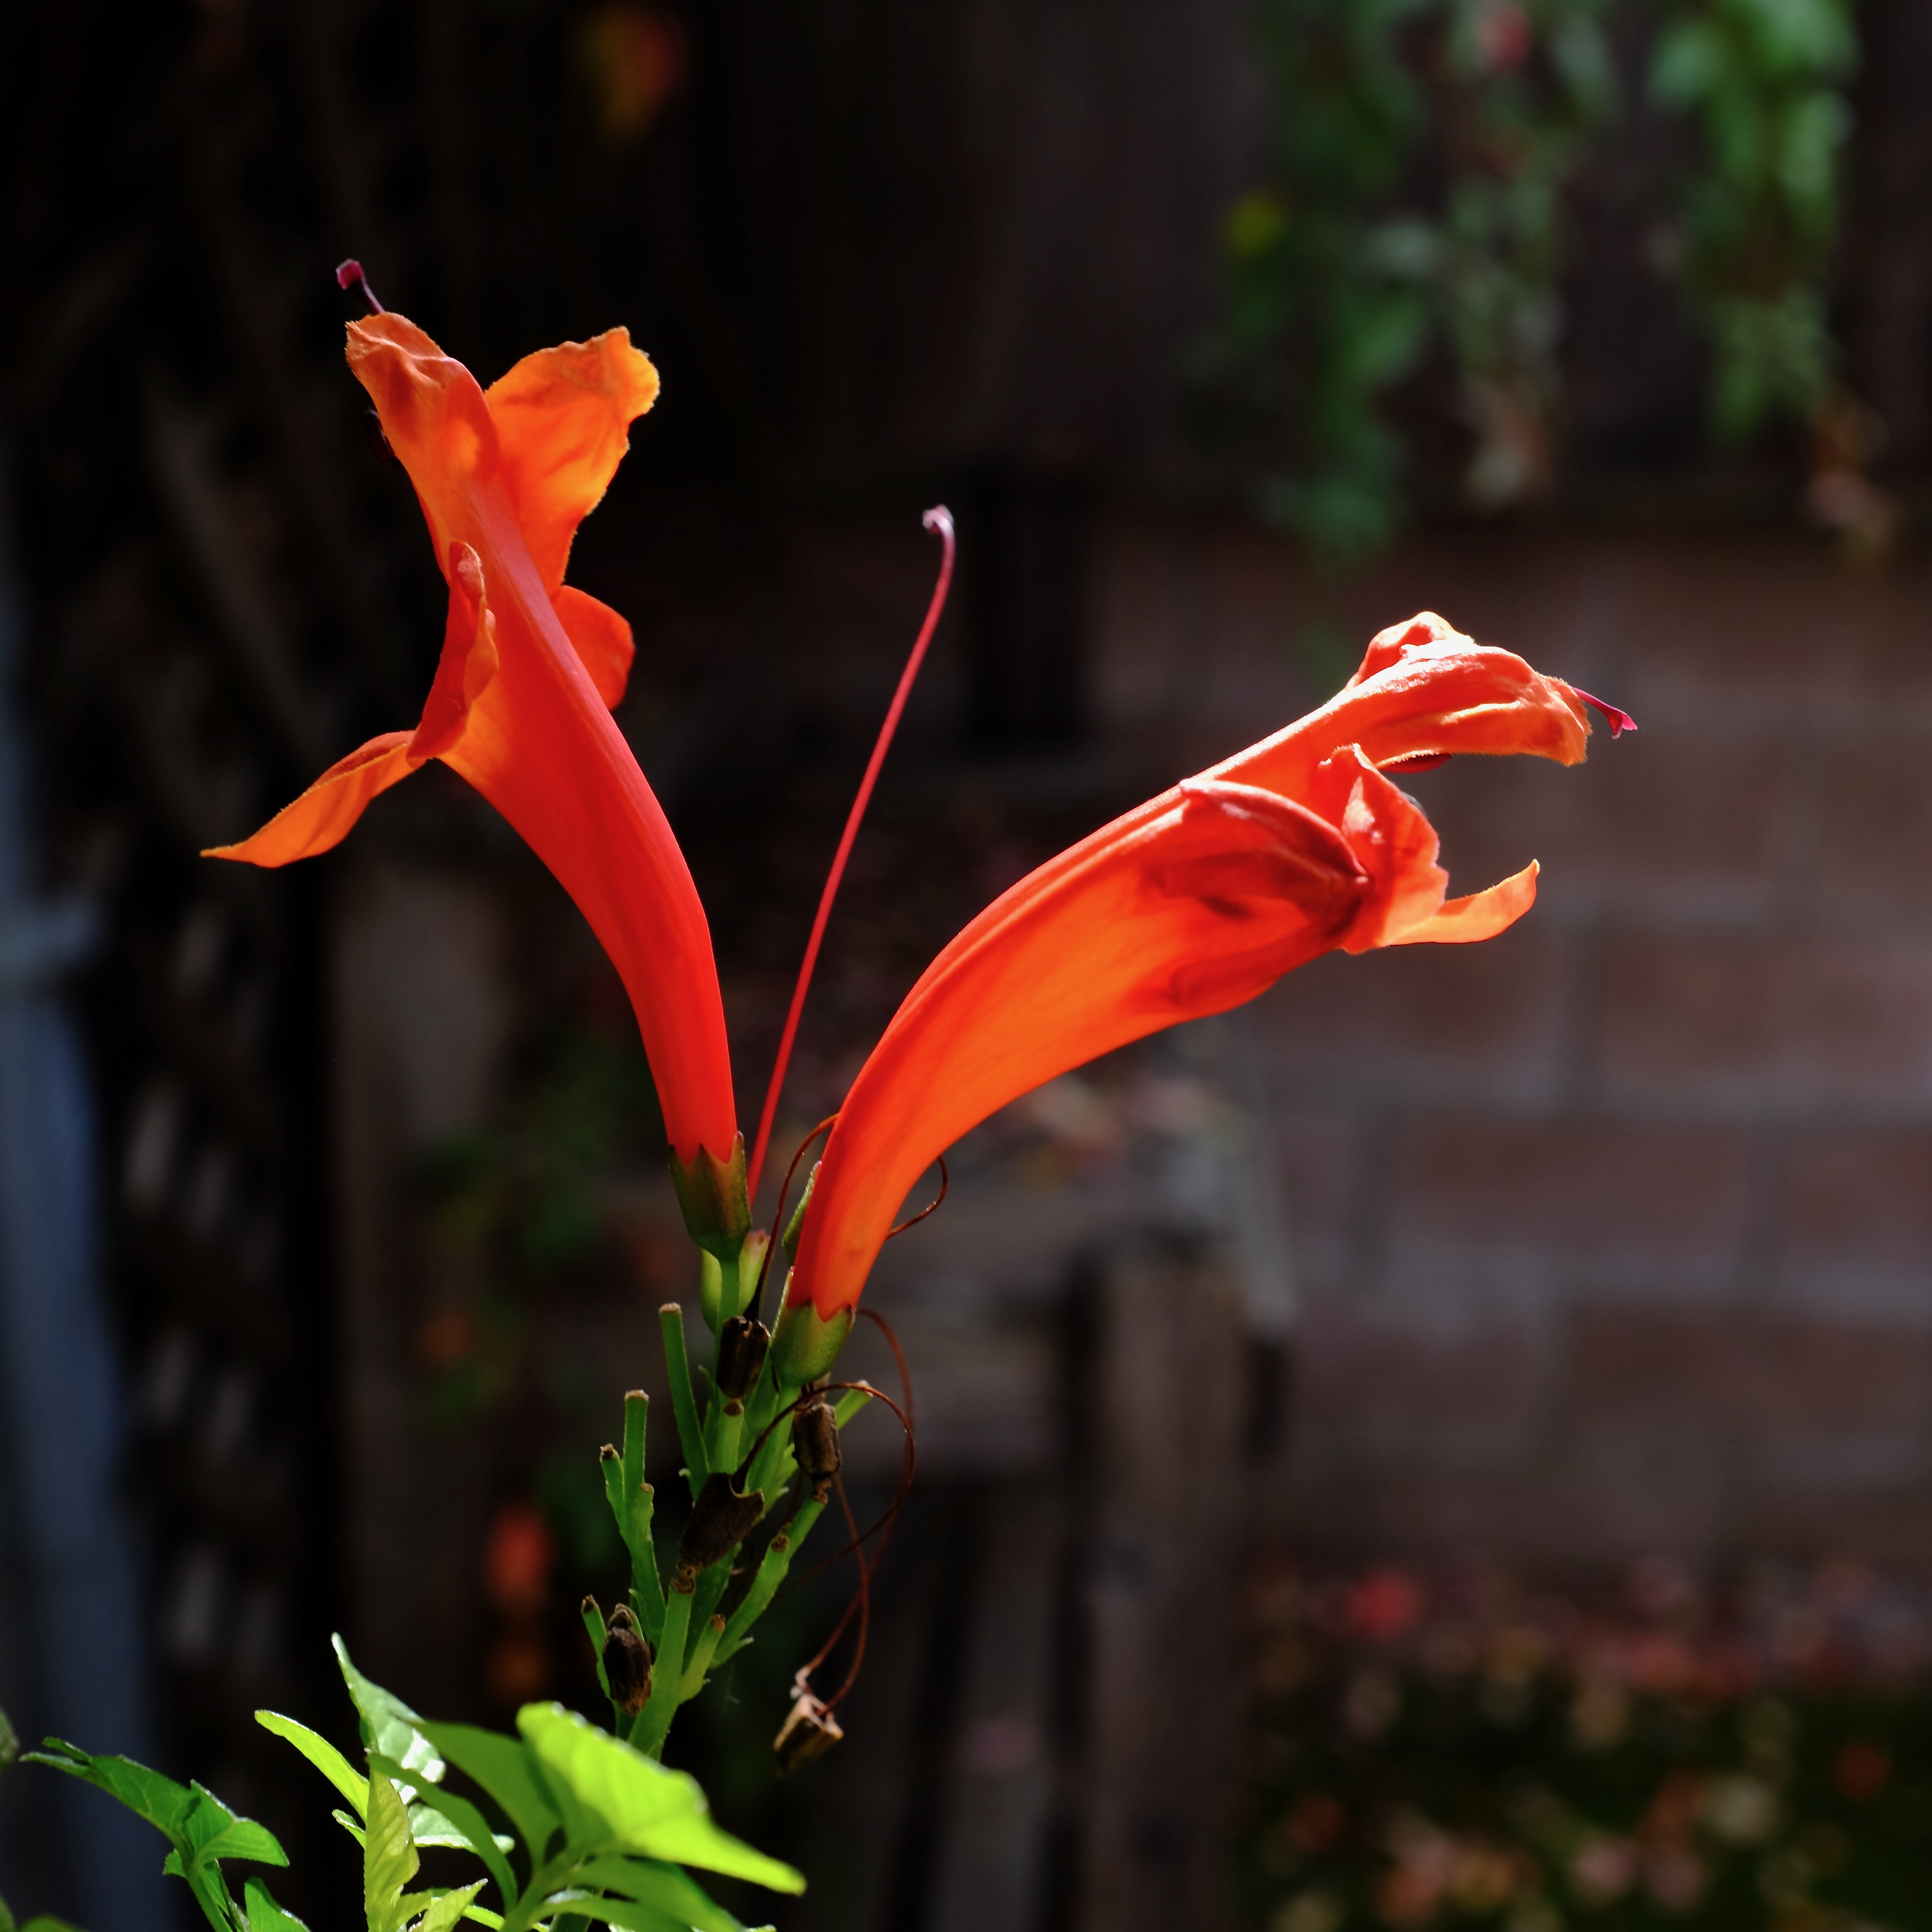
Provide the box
[746,507,957,1200]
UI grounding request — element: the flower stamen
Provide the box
[746,505,957,1200]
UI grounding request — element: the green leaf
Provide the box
[25,1741,197,1840]
[365,1772,421,1932]
[418,1724,559,1864]
[29,1739,285,1932]
[538,1895,685,1932]
[257,1711,369,1817]
[366,1754,516,1907]
[573,1856,757,1932]
[334,1809,369,1847]
[244,1879,311,1931]
[333,1638,445,1786]
[20,1919,89,1931]
[178,1788,290,1869]
[515,1706,804,1895]
[0,1702,18,1772]
[411,1883,485,1932]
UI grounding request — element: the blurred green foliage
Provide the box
[1213,0,1858,559]
[1649,0,1856,441]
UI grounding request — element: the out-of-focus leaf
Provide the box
[572,1856,759,1932]
[538,1894,686,1932]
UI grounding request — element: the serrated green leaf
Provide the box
[573,1856,755,1932]
[257,1711,368,1817]
[515,1706,803,1895]
[244,1878,311,1931]
[333,1638,445,1786]
[411,1882,485,1932]
[25,1741,197,1839]
[366,1753,516,1907]
[365,1772,420,1932]
[179,1786,289,1868]
[418,1724,559,1864]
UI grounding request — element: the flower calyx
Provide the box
[771,1295,854,1386]
[670,1133,753,1265]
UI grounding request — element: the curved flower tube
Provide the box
[207,315,740,1196]
[776,613,1608,1369]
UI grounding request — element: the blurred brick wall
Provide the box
[1097,518,1932,1563]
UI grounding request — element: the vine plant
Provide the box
[1218,0,1866,558]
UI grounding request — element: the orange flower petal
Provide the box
[788,778,1371,1318]
[1387,859,1539,945]
[552,583,636,709]
[787,614,1606,1325]
[214,314,735,1171]
[1303,748,1450,952]
[202,732,420,865]
[484,330,660,592]
[1219,611,1592,797]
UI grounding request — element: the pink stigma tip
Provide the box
[335,259,385,314]
[1574,687,1637,738]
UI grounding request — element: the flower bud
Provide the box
[677,1472,765,1576]
[717,1316,771,1402]
[601,1604,653,1715]
[774,1688,843,1774]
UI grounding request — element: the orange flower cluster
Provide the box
[213,317,1624,1376]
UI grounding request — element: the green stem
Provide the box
[621,1390,648,1508]
[688,1559,732,1637]
[714,1490,827,1666]
[681,1614,727,1696]
[744,1407,798,1503]
[658,1305,709,1499]
[628,1483,665,1646]
[833,1386,874,1428]
[502,1850,582,1932]
[579,1598,613,1717]
[631,1584,693,1759]
[708,1399,745,1477]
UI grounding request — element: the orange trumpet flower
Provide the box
[207,313,745,1244]
[774,613,1626,1376]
